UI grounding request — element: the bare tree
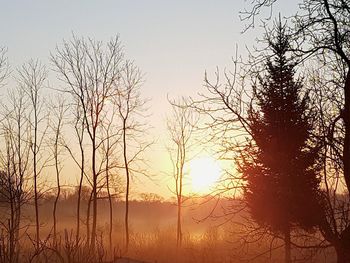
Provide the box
[74,101,85,246]
[49,98,67,245]
[166,98,198,248]
[51,35,124,249]
[101,104,122,251]
[0,47,9,87]
[17,60,48,248]
[240,0,278,31]
[0,142,21,263]
[113,60,150,252]
[61,99,88,245]
[0,82,31,263]
[185,36,319,261]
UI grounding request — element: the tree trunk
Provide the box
[53,136,60,245]
[335,245,350,263]
[76,119,84,246]
[107,172,113,251]
[90,136,98,249]
[33,106,39,249]
[14,201,21,263]
[91,179,97,249]
[177,164,183,248]
[86,190,93,246]
[9,177,15,263]
[284,226,292,263]
[34,174,39,248]
[335,70,350,263]
[343,70,350,192]
[125,174,129,252]
[123,119,130,252]
[176,196,182,248]
[76,169,83,246]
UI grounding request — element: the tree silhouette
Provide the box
[0,82,32,263]
[239,21,322,263]
[18,60,49,249]
[49,99,67,245]
[167,97,198,248]
[52,36,124,250]
[113,61,151,252]
[243,1,350,261]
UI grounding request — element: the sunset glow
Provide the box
[189,157,221,193]
[1,1,335,262]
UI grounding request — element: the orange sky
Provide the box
[0,0,299,198]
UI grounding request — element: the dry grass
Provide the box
[0,198,337,263]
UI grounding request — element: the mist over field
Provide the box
[1,0,350,262]
[9,193,336,262]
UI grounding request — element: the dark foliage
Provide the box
[240,22,322,234]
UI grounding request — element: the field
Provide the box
[1,194,335,263]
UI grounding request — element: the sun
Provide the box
[189,156,221,193]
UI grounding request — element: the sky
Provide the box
[0,0,298,198]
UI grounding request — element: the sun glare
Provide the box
[189,157,221,193]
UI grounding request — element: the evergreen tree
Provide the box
[240,21,322,263]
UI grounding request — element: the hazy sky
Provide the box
[0,0,298,198]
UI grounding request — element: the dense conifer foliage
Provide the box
[239,22,322,262]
